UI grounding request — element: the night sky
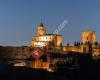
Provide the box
[0,0,100,46]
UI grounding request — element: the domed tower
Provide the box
[37,23,46,36]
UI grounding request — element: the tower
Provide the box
[82,31,96,44]
[37,23,46,36]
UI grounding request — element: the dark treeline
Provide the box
[0,51,100,80]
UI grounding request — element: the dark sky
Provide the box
[0,0,100,46]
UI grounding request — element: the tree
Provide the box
[94,41,98,45]
[67,43,69,46]
[74,41,77,46]
[81,42,83,45]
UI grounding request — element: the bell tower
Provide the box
[37,23,46,36]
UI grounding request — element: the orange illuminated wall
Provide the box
[82,31,96,44]
[55,35,62,46]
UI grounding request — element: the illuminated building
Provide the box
[37,23,46,36]
[31,23,62,48]
[82,31,96,44]
[63,31,98,54]
[30,22,100,60]
[31,23,100,57]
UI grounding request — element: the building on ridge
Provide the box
[31,23,62,48]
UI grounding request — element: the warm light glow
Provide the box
[38,27,46,36]
[82,31,96,44]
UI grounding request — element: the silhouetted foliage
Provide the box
[67,43,69,46]
[94,41,98,45]
[0,50,100,80]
